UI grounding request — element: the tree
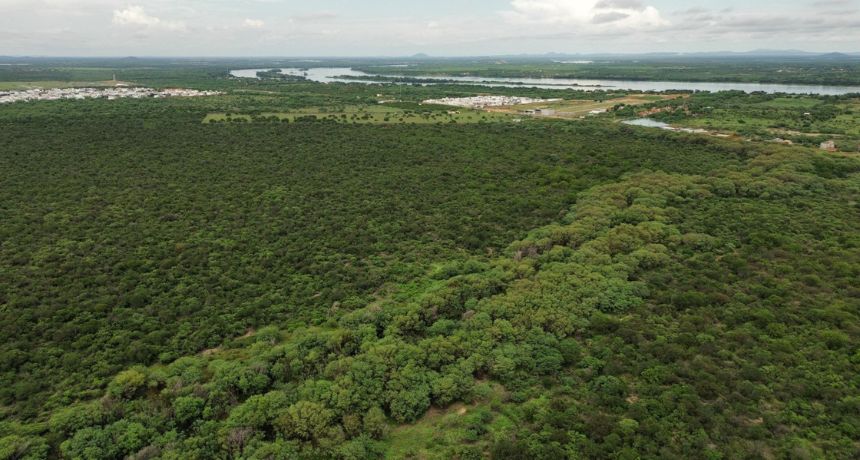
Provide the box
[60,427,114,460]
[275,401,334,444]
[107,368,147,399]
[226,391,289,430]
[172,396,205,427]
[48,402,105,436]
[0,435,49,460]
[362,407,388,440]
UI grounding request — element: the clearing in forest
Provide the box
[0,80,130,90]
[203,104,514,125]
[484,94,684,119]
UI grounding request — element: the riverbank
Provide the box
[229,67,860,95]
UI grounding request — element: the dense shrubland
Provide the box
[3,137,858,458]
[0,94,741,420]
[1,70,858,459]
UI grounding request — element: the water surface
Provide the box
[230,68,860,95]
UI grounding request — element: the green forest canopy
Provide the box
[0,65,858,459]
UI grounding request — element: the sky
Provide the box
[2,0,859,56]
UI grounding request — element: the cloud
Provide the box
[243,18,265,29]
[3,0,860,56]
[596,0,645,11]
[666,4,860,38]
[811,0,854,6]
[292,12,338,22]
[112,5,185,31]
[592,12,630,24]
[504,0,666,29]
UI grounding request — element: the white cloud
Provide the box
[504,0,667,28]
[243,18,265,29]
[112,5,186,31]
[2,0,859,55]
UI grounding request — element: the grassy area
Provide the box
[384,382,509,459]
[203,104,514,124]
[487,94,683,119]
[621,93,860,151]
[687,98,860,149]
[0,80,127,90]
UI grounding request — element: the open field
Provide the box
[0,80,129,90]
[486,94,683,119]
[204,104,514,124]
[625,92,860,151]
[384,382,508,460]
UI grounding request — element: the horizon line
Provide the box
[2,49,860,60]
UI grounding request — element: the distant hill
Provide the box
[399,50,860,63]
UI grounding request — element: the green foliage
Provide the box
[59,421,155,460]
[225,391,289,430]
[275,401,336,443]
[107,368,147,399]
[0,435,49,460]
[363,407,389,440]
[627,91,860,152]
[0,89,739,420]
[172,396,206,426]
[1,64,858,459]
[48,402,105,436]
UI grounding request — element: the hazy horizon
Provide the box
[1,50,859,60]
[3,1,860,57]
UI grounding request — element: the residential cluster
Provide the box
[422,95,561,109]
[0,87,223,104]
